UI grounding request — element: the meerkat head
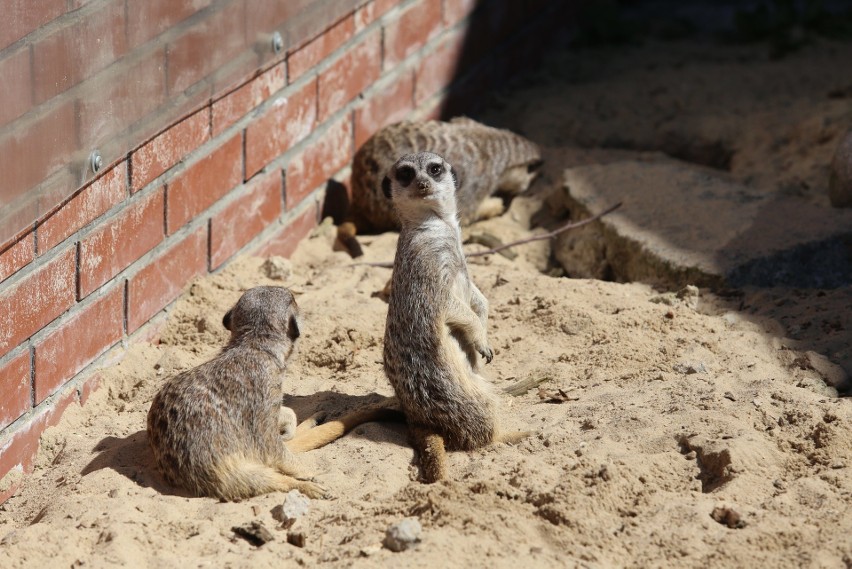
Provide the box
[222,286,302,357]
[382,152,459,222]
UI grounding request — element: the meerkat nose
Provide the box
[417,179,429,191]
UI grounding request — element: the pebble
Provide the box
[383,518,422,552]
[723,392,736,401]
[232,521,274,547]
[271,490,310,528]
[710,506,746,529]
[262,256,293,281]
[673,362,707,375]
[287,531,306,548]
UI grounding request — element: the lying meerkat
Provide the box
[382,152,528,482]
[147,286,397,501]
[350,118,542,234]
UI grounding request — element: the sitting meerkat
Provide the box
[382,152,528,483]
[350,118,542,234]
[147,286,396,501]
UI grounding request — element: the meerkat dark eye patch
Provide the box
[382,176,392,198]
[222,309,233,331]
[427,163,444,179]
[395,165,415,186]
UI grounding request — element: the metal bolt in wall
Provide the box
[272,31,283,54]
[89,150,103,174]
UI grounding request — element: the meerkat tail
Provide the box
[210,455,326,500]
[285,397,402,452]
[409,425,448,483]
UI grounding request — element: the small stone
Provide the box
[287,531,306,548]
[271,490,310,528]
[773,479,786,490]
[383,518,422,552]
[673,362,707,374]
[830,461,846,469]
[232,521,275,547]
[108,489,119,498]
[360,545,382,557]
[711,506,746,529]
[723,392,736,401]
[261,257,293,281]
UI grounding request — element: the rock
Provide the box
[261,256,293,281]
[673,362,707,375]
[232,521,274,547]
[360,545,381,557]
[271,490,310,528]
[554,157,852,288]
[829,130,852,208]
[676,285,700,309]
[383,518,422,552]
[287,531,306,548]
[711,506,746,529]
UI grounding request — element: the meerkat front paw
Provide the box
[295,480,330,499]
[478,345,494,364]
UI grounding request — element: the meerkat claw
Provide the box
[480,346,494,364]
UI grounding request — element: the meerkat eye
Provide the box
[428,163,443,178]
[396,165,415,186]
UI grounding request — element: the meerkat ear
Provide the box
[287,315,301,340]
[382,175,392,199]
[450,166,460,191]
[222,309,233,331]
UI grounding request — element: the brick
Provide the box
[0,47,32,125]
[0,388,76,504]
[127,0,213,47]
[256,204,319,259]
[0,100,76,207]
[32,0,127,103]
[383,0,443,70]
[355,0,397,31]
[414,30,465,105]
[78,189,165,298]
[212,62,286,136]
[288,15,355,82]
[0,0,65,51]
[210,169,283,269]
[443,0,478,26]
[0,248,76,357]
[78,47,168,147]
[167,1,247,95]
[245,78,317,178]
[33,285,123,403]
[38,162,127,252]
[354,70,414,148]
[126,225,207,333]
[318,30,382,122]
[285,114,353,208]
[0,233,35,284]
[131,109,211,192]
[0,351,31,431]
[166,134,242,233]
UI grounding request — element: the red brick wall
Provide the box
[0,0,568,503]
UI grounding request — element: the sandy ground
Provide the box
[2,37,852,568]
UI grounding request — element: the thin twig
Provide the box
[348,201,622,268]
[466,201,622,258]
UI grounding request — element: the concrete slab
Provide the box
[555,157,852,288]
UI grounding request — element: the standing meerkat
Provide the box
[350,118,542,233]
[382,152,528,483]
[147,286,396,501]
